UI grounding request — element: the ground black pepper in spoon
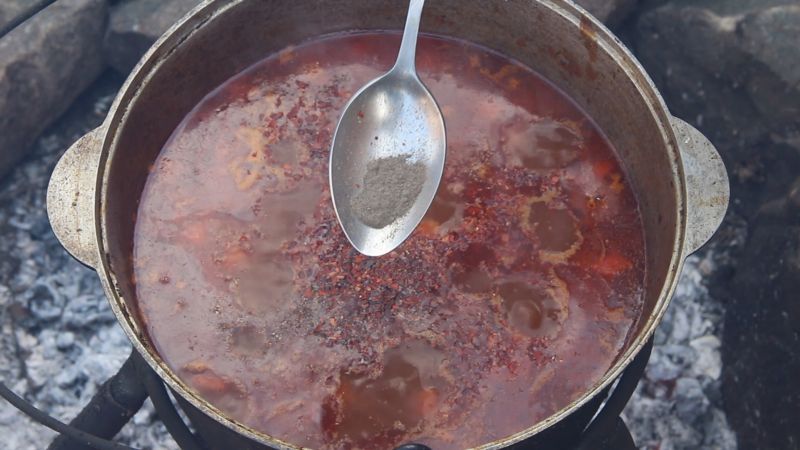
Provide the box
[350,155,426,229]
[329,0,446,256]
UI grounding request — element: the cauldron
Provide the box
[46,0,729,448]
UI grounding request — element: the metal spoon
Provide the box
[329,0,446,257]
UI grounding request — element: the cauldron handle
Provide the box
[672,117,730,255]
[47,126,104,268]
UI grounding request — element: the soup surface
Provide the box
[134,33,645,449]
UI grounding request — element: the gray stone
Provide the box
[668,307,691,342]
[703,409,739,449]
[661,343,696,370]
[721,219,800,449]
[575,0,639,26]
[656,415,704,450]
[15,329,38,353]
[689,335,721,380]
[55,331,76,350]
[738,5,800,126]
[0,0,31,33]
[634,0,800,154]
[27,282,63,321]
[646,347,683,381]
[26,341,61,388]
[54,364,81,387]
[0,284,10,307]
[674,377,710,424]
[62,294,116,328]
[0,0,107,179]
[104,0,202,73]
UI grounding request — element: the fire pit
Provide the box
[6,0,800,448]
[44,0,729,448]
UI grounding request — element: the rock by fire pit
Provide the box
[0,0,106,179]
[104,0,201,73]
[631,0,800,447]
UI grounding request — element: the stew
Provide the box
[134,32,646,450]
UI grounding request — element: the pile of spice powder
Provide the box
[350,154,426,228]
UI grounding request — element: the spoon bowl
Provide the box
[329,0,446,256]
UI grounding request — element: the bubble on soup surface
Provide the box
[321,342,446,448]
[522,200,583,263]
[449,243,496,293]
[497,279,566,338]
[502,116,584,169]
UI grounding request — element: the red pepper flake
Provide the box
[593,160,614,178]
[595,250,633,277]
[586,195,605,209]
[609,173,625,193]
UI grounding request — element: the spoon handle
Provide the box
[392,0,426,75]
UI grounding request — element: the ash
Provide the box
[623,247,740,450]
[0,74,736,450]
[0,74,177,450]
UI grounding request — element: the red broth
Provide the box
[134,32,646,450]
